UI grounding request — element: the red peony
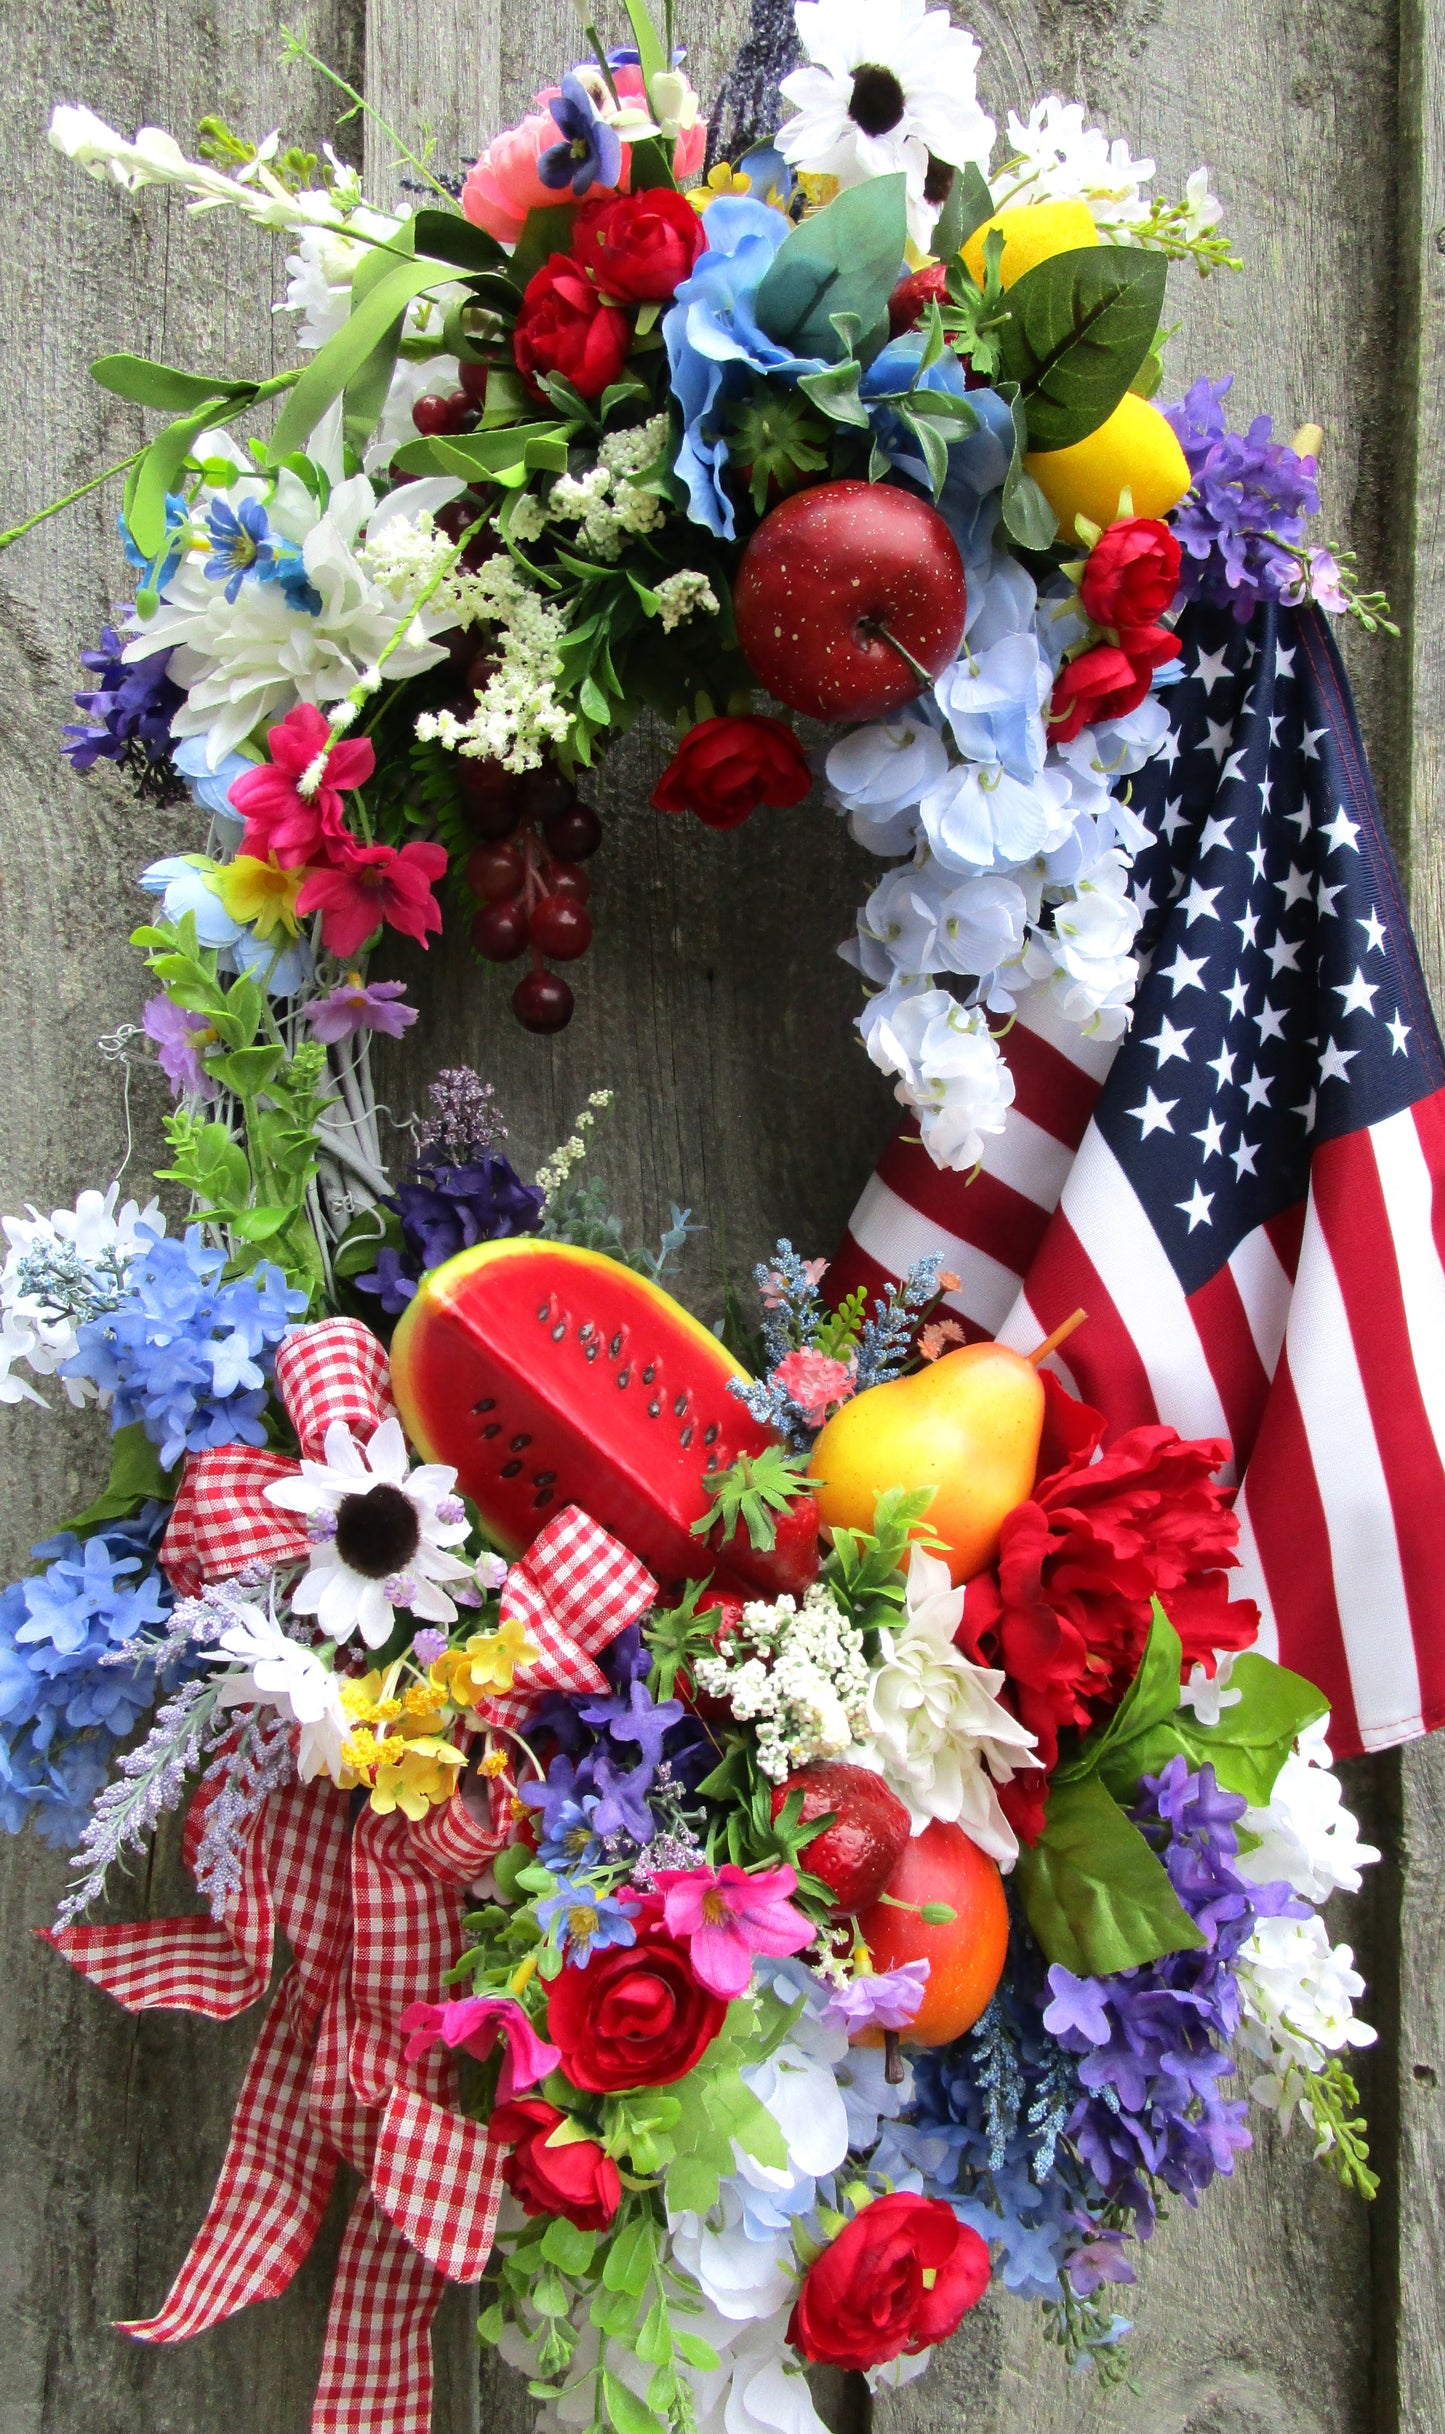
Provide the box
[295,837,448,958]
[513,254,632,400]
[960,1375,1260,1844]
[1047,622,1181,743]
[788,2195,990,2370]
[652,715,812,831]
[572,188,707,303]
[491,2096,621,2231]
[545,1919,727,2093]
[231,703,376,869]
[1079,516,1182,629]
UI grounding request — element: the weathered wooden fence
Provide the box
[2,0,1444,2426]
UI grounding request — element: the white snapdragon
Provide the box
[692,1582,871,1782]
[864,1546,1040,1861]
[0,1184,163,1407]
[859,986,1015,1171]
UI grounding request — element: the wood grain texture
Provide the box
[0,0,1438,2424]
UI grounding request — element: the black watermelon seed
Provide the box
[642,1363,656,1384]
[680,1425,694,1449]
[536,1301,550,1321]
[533,1469,557,1487]
[609,1330,624,1358]
[481,1422,501,1440]
[579,1321,595,1341]
[617,1370,631,1389]
[472,1397,496,1414]
[648,1399,661,1418]
[585,1342,599,1362]
[704,1453,719,1473]
[500,1458,523,1479]
[533,1487,555,1509]
[704,1423,719,1446]
[551,1321,567,1341]
[510,1432,532,1451]
[674,1393,689,1417]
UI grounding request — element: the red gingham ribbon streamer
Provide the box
[161,1316,396,1597]
[483,1502,659,1729]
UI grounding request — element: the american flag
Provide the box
[830,601,1445,1762]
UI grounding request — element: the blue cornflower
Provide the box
[577,1677,684,1770]
[538,75,622,197]
[538,1793,604,1874]
[203,496,323,614]
[67,1228,306,1470]
[536,1878,637,1966]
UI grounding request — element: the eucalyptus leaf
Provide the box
[90,353,256,414]
[1013,1772,1205,1976]
[797,359,869,427]
[754,174,908,365]
[998,246,1168,452]
[58,1423,175,1538]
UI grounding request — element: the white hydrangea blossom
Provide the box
[859,986,1015,1171]
[692,1582,871,1782]
[0,1184,164,1408]
[414,558,571,772]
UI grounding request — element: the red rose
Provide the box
[1047,623,1181,743]
[545,1920,727,2093]
[1079,516,1182,629]
[572,189,707,303]
[788,2194,989,2371]
[513,254,631,401]
[491,2096,621,2231]
[652,715,812,831]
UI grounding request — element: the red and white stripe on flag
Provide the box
[831,1035,1445,1763]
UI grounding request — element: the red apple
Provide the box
[771,1761,912,1915]
[854,1818,1008,2046]
[732,480,967,722]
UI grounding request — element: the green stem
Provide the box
[279,26,459,208]
[584,26,623,106]
[0,450,145,554]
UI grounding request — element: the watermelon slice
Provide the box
[389,1238,785,1594]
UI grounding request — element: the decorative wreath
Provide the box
[0,3,1405,2431]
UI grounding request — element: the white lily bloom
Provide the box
[864,1545,1040,1861]
[212,1599,351,1784]
[265,1415,473,1648]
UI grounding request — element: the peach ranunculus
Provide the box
[461,69,705,247]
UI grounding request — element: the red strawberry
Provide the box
[690,1447,822,1597]
[771,1761,912,1915]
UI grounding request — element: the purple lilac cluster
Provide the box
[517,1623,711,1865]
[1042,1760,1304,2231]
[62,626,186,803]
[1163,375,1321,620]
[358,1069,543,1315]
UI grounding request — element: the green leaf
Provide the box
[1014,1773,1205,1976]
[674,2334,721,2373]
[619,0,668,100]
[602,2372,667,2434]
[998,246,1168,453]
[540,2217,597,2273]
[59,1423,174,1537]
[391,424,571,484]
[797,359,869,427]
[227,1204,296,1244]
[412,209,509,272]
[477,2302,505,2345]
[127,398,224,559]
[1063,1601,1184,1786]
[997,384,1058,550]
[663,2152,721,2216]
[624,135,679,194]
[1100,1651,1329,1809]
[209,1044,286,1096]
[634,2300,672,2366]
[91,353,256,414]
[754,175,908,365]
[267,258,449,461]
[512,204,579,288]
[590,2285,641,2337]
[602,2215,655,2297]
[951,164,995,250]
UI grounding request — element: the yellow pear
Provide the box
[960,199,1099,290]
[807,1342,1046,1584]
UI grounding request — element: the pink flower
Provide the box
[142,993,216,1099]
[230,704,376,870]
[398,1994,561,2100]
[772,1347,856,1426]
[650,1862,814,2000]
[296,838,449,959]
[461,70,704,247]
[760,1258,828,1310]
[301,976,417,1043]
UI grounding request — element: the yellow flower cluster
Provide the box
[430,1615,539,1709]
[338,1666,466,1820]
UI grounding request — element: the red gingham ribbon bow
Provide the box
[47,1321,662,2434]
[160,1316,397,1596]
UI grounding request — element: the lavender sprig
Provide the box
[56,1675,231,1925]
[193,1709,296,1919]
[852,1254,943,1388]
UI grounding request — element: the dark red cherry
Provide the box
[458,359,489,403]
[529,895,593,960]
[513,970,575,1032]
[519,766,577,822]
[542,803,602,860]
[465,842,526,902]
[470,898,529,961]
[541,860,590,905]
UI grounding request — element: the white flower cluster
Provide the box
[1233,1720,1380,2149]
[522,415,673,561]
[0,1183,163,1408]
[654,569,721,632]
[692,1583,871,1782]
[49,105,361,232]
[832,552,1168,1169]
[415,558,571,773]
[991,98,1223,248]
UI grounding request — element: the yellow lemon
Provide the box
[960,198,1099,290]
[1025,390,1191,534]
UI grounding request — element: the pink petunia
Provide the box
[230,703,376,870]
[296,838,448,959]
[397,1994,560,2100]
[650,1862,814,2000]
[772,1347,856,1426]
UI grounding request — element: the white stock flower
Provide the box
[777,0,996,249]
[212,1599,351,1784]
[265,1415,473,1647]
[1235,1716,1381,1903]
[865,1545,1040,1861]
[860,986,1015,1169]
[992,98,1155,232]
[0,1184,163,1407]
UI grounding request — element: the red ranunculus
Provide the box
[491,2096,621,2231]
[652,715,812,831]
[572,188,707,303]
[1047,622,1181,743]
[513,254,631,400]
[788,2194,989,2371]
[960,1374,1260,1844]
[1079,516,1182,629]
[545,1919,726,2093]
